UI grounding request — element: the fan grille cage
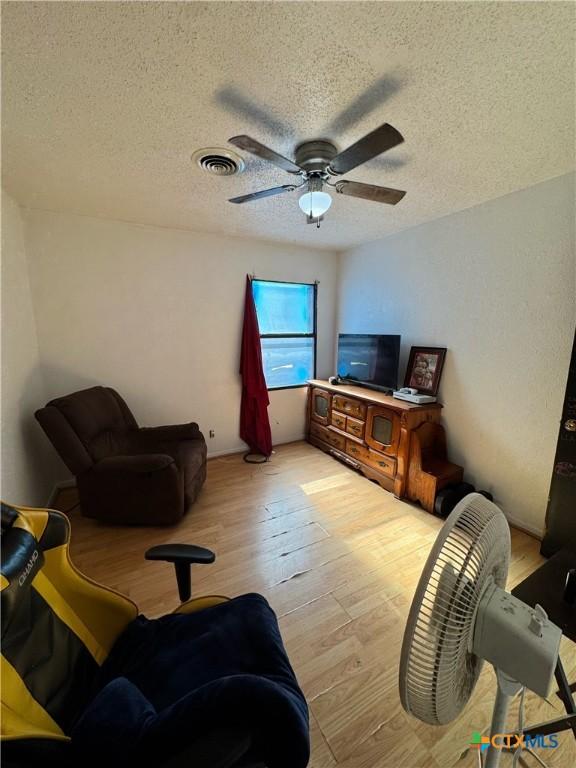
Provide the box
[399,493,510,725]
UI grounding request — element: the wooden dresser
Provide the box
[306,379,443,500]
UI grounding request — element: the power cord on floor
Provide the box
[242,452,269,464]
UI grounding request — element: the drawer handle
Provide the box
[378,461,388,468]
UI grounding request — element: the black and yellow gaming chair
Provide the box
[1,503,309,768]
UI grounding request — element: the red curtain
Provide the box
[239,275,272,457]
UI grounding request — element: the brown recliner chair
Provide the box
[35,387,207,525]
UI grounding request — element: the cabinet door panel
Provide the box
[311,388,331,425]
[365,405,400,456]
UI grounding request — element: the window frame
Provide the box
[252,278,318,391]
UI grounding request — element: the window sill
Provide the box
[267,384,309,392]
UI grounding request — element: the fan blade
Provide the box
[229,135,302,174]
[335,180,406,205]
[229,184,296,204]
[327,123,404,176]
[306,215,324,224]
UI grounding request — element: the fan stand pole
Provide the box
[485,687,511,768]
[485,670,522,768]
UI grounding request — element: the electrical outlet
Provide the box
[209,429,215,438]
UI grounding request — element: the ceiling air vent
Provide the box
[191,147,245,176]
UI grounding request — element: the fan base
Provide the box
[295,140,338,172]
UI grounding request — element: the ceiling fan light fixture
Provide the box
[298,190,332,219]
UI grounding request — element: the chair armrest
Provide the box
[145,544,215,602]
[94,454,174,474]
[145,543,215,565]
[137,423,203,442]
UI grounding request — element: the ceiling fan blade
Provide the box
[327,123,404,176]
[335,180,406,205]
[229,184,296,204]
[229,135,302,174]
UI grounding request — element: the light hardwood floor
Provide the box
[55,441,575,768]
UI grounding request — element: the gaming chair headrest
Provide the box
[1,503,45,592]
[1,502,19,534]
[0,503,71,618]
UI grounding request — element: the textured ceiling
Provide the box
[2,1,575,250]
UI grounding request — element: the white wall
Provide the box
[23,210,338,471]
[338,173,575,534]
[1,190,59,504]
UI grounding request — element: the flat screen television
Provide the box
[337,334,401,392]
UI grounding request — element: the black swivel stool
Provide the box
[512,548,576,739]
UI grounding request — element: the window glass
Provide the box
[252,280,316,389]
[373,415,393,445]
[261,338,314,388]
[253,281,314,335]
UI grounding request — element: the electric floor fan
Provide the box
[399,494,562,768]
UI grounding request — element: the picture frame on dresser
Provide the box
[404,346,447,396]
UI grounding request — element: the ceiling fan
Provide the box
[227,123,406,225]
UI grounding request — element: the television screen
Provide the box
[337,334,400,391]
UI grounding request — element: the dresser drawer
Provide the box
[310,422,346,451]
[309,421,327,441]
[345,440,369,463]
[325,428,346,451]
[345,416,365,439]
[331,410,347,430]
[364,449,397,478]
[333,395,366,420]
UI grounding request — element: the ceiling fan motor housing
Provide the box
[294,140,338,173]
[472,581,561,698]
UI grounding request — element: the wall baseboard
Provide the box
[207,446,247,459]
[207,435,306,460]
[505,513,544,540]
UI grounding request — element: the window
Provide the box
[252,279,317,390]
